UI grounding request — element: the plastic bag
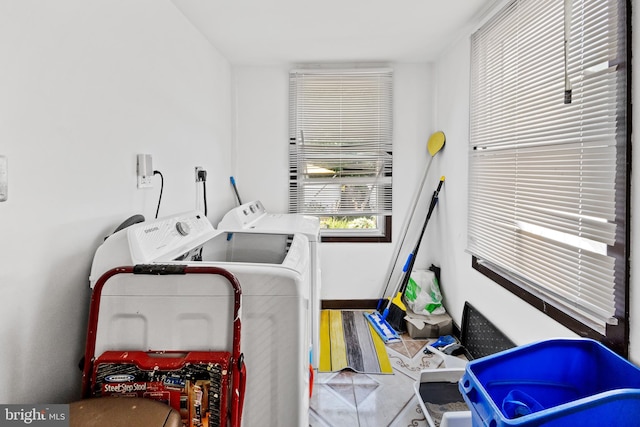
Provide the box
[404,269,445,315]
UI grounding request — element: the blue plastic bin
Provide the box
[459,338,640,427]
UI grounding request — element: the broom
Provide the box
[374,254,413,333]
[386,176,445,332]
[380,131,446,301]
[366,132,445,343]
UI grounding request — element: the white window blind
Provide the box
[288,69,393,218]
[467,0,627,334]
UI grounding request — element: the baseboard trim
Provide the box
[321,299,379,310]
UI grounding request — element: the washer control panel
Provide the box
[218,200,266,229]
[129,212,216,262]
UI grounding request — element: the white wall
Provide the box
[0,0,234,403]
[231,66,290,206]
[428,2,639,363]
[232,63,437,299]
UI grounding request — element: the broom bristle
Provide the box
[386,301,407,333]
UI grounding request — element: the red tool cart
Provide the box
[81,265,246,427]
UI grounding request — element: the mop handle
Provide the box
[399,177,445,294]
[230,176,243,205]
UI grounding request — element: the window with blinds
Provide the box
[289,68,393,241]
[467,0,628,353]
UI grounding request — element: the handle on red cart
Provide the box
[131,264,244,373]
[80,264,246,427]
[309,364,314,398]
[232,354,247,427]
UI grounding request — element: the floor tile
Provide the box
[355,370,416,427]
[388,394,427,427]
[310,374,360,426]
[311,333,435,426]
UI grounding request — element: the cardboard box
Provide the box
[404,311,452,339]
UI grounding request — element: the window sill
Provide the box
[472,256,628,357]
[320,216,392,243]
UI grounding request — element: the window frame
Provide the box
[320,215,392,243]
[288,67,394,243]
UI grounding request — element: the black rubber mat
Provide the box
[461,301,516,359]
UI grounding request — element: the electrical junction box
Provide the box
[137,154,153,189]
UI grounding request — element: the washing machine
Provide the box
[89,211,310,427]
[218,200,322,368]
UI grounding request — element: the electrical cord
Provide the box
[197,169,208,216]
[153,170,164,219]
[203,181,208,216]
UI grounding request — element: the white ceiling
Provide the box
[171,0,498,65]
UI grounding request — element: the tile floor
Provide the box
[310,334,443,427]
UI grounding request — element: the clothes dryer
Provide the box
[218,200,322,368]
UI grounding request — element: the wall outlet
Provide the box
[137,175,153,188]
[137,154,153,189]
[195,166,205,182]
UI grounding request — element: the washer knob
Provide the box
[176,221,190,236]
